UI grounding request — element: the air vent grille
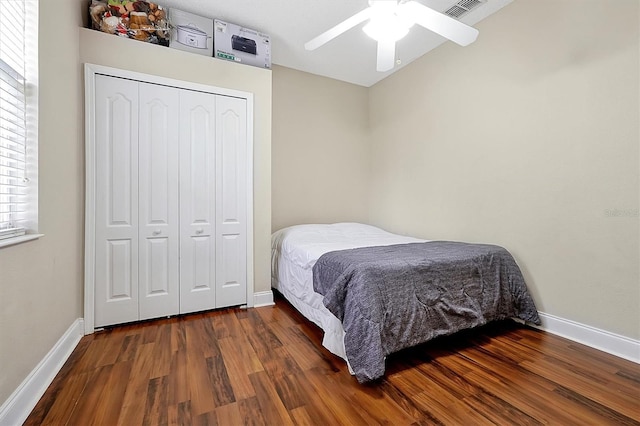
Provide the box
[444,0,485,19]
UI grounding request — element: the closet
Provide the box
[85,66,252,329]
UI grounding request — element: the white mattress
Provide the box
[271,222,424,361]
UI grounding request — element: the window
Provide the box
[0,0,37,245]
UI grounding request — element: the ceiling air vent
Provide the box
[444,0,485,19]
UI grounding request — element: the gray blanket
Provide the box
[312,241,541,383]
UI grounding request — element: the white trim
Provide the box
[536,312,640,364]
[245,95,255,308]
[253,290,274,307]
[84,63,255,333]
[23,0,39,236]
[84,64,97,335]
[0,318,84,426]
[0,233,43,249]
[84,63,252,100]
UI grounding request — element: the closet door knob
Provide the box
[195,228,204,235]
[153,230,161,236]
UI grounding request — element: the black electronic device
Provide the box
[231,35,257,55]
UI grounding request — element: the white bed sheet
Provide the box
[271,222,425,361]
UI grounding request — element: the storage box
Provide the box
[214,19,271,69]
[169,8,214,56]
[88,0,170,46]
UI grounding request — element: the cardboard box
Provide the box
[169,8,214,56]
[214,19,271,69]
[88,0,170,46]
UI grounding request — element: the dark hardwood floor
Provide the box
[26,294,640,425]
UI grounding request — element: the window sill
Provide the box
[0,233,44,249]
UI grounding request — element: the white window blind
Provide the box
[0,0,27,238]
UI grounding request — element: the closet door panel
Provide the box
[106,240,134,298]
[215,96,247,308]
[94,75,140,327]
[179,90,217,314]
[138,82,180,320]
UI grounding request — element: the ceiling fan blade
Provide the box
[377,39,395,72]
[400,1,479,46]
[305,7,373,50]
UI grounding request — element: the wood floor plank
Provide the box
[34,371,91,426]
[237,396,268,426]
[273,373,307,411]
[521,357,640,419]
[553,385,640,425]
[91,359,134,425]
[26,297,640,426]
[207,354,236,407]
[65,364,114,425]
[72,332,110,373]
[215,401,243,425]
[168,345,190,405]
[303,367,374,425]
[185,350,217,416]
[116,343,158,425]
[377,378,444,426]
[171,317,187,353]
[150,322,173,379]
[289,406,315,425]
[192,410,218,426]
[239,308,284,357]
[259,345,303,380]
[176,400,192,426]
[143,375,169,426]
[463,358,617,424]
[185,313,222,359]
[256,303,298,328]
[328,364,418,426]
[283,340,329,373]
[462,391,543,426]
[211,307,244,340]
[23,336,93,425]
[142,320,162,344]
[248,370,294,425]
[115,332,143,363]
[94,328,129,367]
[286,371,345,425]
[504,332,638,399]
[413,357,480,401]
[412,389,493,425]
[217,336,261,400]
[218,331,264,375]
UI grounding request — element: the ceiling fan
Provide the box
[304,0,480,72]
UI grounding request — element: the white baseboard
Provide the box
[0,318,84,426]
[537,312,640,364]
[253,290,274,307]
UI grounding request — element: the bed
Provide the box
[271,222,540,383]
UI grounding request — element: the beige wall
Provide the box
[271,65,370,231]
[369,0,639,339]
[0,0,84,404]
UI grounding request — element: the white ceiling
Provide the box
[159,0,513,87]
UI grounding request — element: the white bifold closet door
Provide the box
[138,82,180,320]
[94,75,140,327]
[94,77,180,326]
[215,95,248,308]
[92,72,248,328]
[178,90,216,314]
[179,93,248,313]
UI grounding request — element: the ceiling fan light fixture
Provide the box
[362,14,410,42]
[305,0,480,73]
